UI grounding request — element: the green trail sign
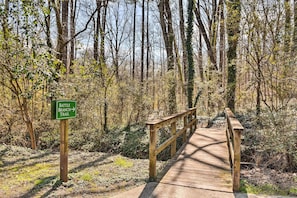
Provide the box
[51,100,76,182]
[51,100,77,120]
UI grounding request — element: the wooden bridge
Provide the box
[113,108,244,197]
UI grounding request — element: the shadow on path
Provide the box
[19,153,113,198]
[134,126,250,198]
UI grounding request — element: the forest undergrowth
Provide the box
[237,108,297,196]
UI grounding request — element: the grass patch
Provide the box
[1,162,57,195]
[0,144,167,197]
[34,176,57,186]
[114,157,133,168]
[290,187,297,195]
[80,173,93,181]
[240,179,296,196]
[15,163,56,183]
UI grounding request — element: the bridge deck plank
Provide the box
[150,127,234,197]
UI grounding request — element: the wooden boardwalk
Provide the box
[113,126,236,198]
[148,126,234,197]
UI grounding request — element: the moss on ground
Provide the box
[114,157,133,168]
[240,179,297,196]
[1,162,58,195]
[0,144,168,197]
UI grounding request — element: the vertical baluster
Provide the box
[170,122,177,157]
[233,128,242,192]
[149,125,157,181]
[183,115,187,143]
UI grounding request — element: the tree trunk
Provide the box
[219,0,225,87]
[284,0,291,54]
[69,0,76,74]
[18,97,37,150]
[25,120,36,150]
[292,0,297,55]
[226,0,241,112]
[141,0,145,84]
[2,0,9,46]
[45,0,52,54]
[179,0,188,83]
[146,0,150,82]
[209,0,218,53]
[256,61,261,117]
[187,0,195,108]
[132,0,136,79]
[51,0,64,75]
[198,32,204,82]
[103,87,108,132]
[158,0,177,114]
[112,2,120,80]
[194,1,218,70]
[99,1,108,70]
[94,1,101,61]
[62,0,69,69]
[100,1,109,131]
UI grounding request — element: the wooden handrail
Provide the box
[225,108,244,192]
[146,108,197,181]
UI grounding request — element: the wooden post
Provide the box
[233,129,242,192]
[60,119,69,182]
[183,116,187,143]
[149,126,157,181]
[170,122,176,157]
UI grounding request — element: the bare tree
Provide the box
[194,0,218,71]
[107,1,131,80]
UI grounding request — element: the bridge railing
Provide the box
[146,108,197,181]
[225,108,244,192]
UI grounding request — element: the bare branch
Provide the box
[63,8,98,47]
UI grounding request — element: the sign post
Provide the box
[51,100,76,182]
[60,119,68,182]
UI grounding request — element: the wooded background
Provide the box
[0,0,296,170]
